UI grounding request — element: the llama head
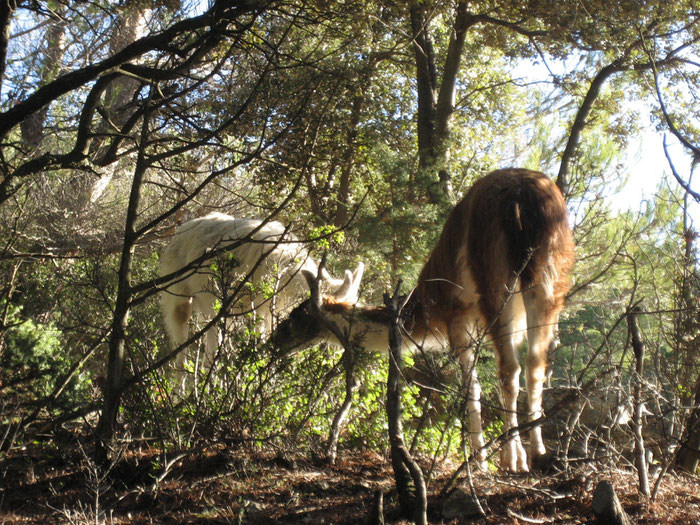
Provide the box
[270,262,364,352]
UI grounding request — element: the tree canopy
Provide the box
[1,0,699,520]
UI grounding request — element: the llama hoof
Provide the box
[500,442,529,472]
[515,442,528,472]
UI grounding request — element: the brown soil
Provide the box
[1,436,699,524]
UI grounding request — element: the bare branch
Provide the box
[0,2,268,137]
[557,61,624,195]
[663,137,700,203]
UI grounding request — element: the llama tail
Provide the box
[503,176,570,288]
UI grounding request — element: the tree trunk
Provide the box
[556,62,623,196]
[333,91,365,227]
[302,256,359,465]
[409,1,437,171]
[674,200,700,473]
[592,480,631,525]
[628,307,650,497]
[385,283,427,525]
[0,0,16,96]
[409,1,473,202]
[433,2,469,145]
[368,490,385,525]
[84,1,152,206]
[20,12,66,151]
[95,94,152,462]
[325,345,357,463]
[675,377,700,472]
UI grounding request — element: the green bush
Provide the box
[1,302,89,406]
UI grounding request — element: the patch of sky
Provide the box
[509,54,698,228]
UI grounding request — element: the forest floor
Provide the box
[1,433,699,524]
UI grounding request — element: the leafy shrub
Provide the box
[1,301,90,408]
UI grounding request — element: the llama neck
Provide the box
[400,292,448,350]
[322,301,392,353]
[324,295,443,354]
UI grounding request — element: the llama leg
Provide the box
[492,325,528,472]
[523,288,559,464]
[193,292,219,369]
[488,293,529,472]
[458,348,488,471]
[162,295,193,389]
[451,322,487,471]
[494,341,528,472]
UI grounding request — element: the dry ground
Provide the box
[1,435,699,524]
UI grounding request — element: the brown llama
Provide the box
[272,169,574,471]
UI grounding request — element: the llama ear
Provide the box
[301,269,317,291]
[331,262,364,303]
[320,267,344,288]
[346,262,365,303]
[330,270,353,301]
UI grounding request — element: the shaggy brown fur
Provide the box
[274,168,575,471]
[409,168,574,338]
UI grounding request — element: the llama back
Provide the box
[465,169,573,318]
[467,170,571,279]
[159,213,318,339]
[411,169,573,324]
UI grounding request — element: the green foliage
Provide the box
[1,301,90,408]
[352,142,447,290]
[1,0,699,471]
[2,304,61,386]
[308,226,345,250]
